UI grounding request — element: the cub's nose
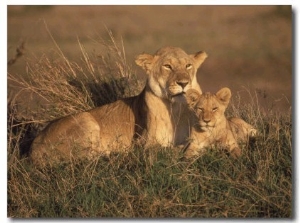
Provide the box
[176,80,189,89]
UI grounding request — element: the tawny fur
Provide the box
[30,46,208,166]
[184,88,257,159]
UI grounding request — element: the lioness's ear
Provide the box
[216,87,231,105]
[186,89,201,107]
[135,54,155,73]
[191,51,208,69]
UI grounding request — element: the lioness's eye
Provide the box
[163,64,172,70]
[186,64,192,70]
[212,107,218,112]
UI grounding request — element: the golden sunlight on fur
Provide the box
[30,46,207,166]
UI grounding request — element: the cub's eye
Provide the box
[186,64,193,70]
[196,107,204,112]
[163,64,172,70]
[212,107,218,112]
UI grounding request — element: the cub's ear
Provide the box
[216,87,231,105]
[190,51,208,69]
[186,89,201,107]
[135,54,156,74]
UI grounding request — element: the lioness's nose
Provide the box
[176,80,189,89]
[203,118,211,124]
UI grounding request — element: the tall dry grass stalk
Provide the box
[8,30,140,118]
[7,29,142,158]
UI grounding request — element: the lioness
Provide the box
[184,88,257,159]
[30,46,208,166]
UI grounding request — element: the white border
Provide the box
[2,2,7,222]
[3,2,298,222]
[5,1,296,5]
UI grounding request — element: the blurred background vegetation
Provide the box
[8,5,292,114]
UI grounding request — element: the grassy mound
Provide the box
[7,35,292,218]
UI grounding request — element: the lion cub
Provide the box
[184,88,257,158]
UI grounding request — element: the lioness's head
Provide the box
[186,88,231,131]
[135,46,207,102]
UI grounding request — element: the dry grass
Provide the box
[7,31,292,218]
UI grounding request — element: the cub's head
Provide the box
[186,88,232,131]
[135,46,207,102]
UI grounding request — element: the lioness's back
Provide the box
[228,117,257,142]
[30,95,143,166]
